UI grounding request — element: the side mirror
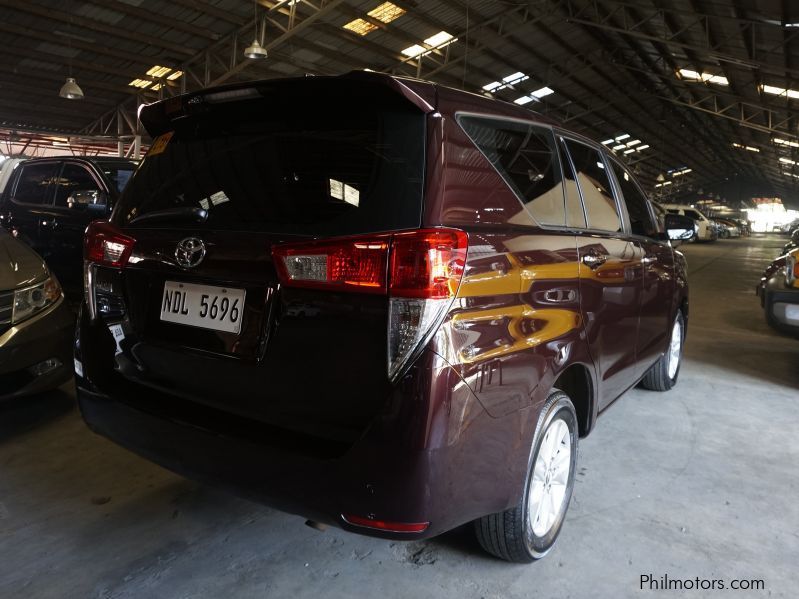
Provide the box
[664,213,697,243]
[67,189,108,211]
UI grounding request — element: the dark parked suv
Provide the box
[75,72,692,562]
[0,156,137,294]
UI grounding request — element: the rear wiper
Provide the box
[129,207,208,226]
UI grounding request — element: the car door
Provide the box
[558,134,644,409]
[607,158,675,372]
[49,161,109,288]
[2,161,59,256]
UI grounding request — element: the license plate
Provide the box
[160,281,246,334]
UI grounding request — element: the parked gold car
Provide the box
[0,227,73,399]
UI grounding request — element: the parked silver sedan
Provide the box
[0,227,73,400]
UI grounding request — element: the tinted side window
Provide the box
[557,138,587,229]
[13,163,58,205]
[563,140,622,232]
[684,209,702,221]
[459,116,566,226]
[54,164,100,207]
[609,160,657,237]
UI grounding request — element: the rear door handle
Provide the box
[581,253,608,268]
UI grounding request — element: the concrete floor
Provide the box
[1,235,797,599]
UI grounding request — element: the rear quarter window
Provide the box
[457,115,566,227]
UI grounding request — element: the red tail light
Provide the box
[84,220,136,268]
[272,235,390,293]
[272,228,467,298]
[272,228,468,380]
[390,229,467,298]
[342,514,430,533]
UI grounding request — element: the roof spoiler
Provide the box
[138,71,435,138]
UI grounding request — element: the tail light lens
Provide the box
[787,254,799,286]
[84,221,136,268]
[341,514,429,533]
[84,220,136,320]
[272,228,468,380]
[273,236,390,293]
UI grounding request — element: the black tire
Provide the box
[640,310,684,391]
[474,390,578,563]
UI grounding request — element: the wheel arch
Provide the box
[553,363,594,438]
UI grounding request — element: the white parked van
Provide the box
[661,204,716,241]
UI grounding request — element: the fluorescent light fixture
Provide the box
[636,144,650,151]
[677,68,729,85]
[613,144,626,151]
[762,84,799,99]
[672,167,693,177]
[482,81,502,91]
[732,142,760,152]
[780,157,797,165]
[167,70,183,81]
[786,22,799,28]
[514,96,533,105]
[623,148,636,154]
[530,86,554,99]
[615,133,630,141]
[774,138,799,148]
[626,139,641,147]
[601,138,614,145]
[401,31,456,58]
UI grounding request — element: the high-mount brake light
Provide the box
[84,220,136,268]
[272,228,468,380]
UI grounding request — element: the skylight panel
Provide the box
[128,78,151,89]
[762,84,799,99]
[146,65,172,78]
[368,2,405,23]
[344,19,377,36]
[401,31,456,58]
[530,86,554,99]
[343,2,405,36]
[502,72,528,84]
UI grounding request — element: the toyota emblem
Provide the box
[175,237,207,268]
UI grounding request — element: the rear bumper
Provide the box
[75,347,529,540]
[762,276,799,335]
[0,298,74,400]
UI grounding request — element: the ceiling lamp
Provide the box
[244,0,267,59]
[59,76,84,100]
[244,39,268,59]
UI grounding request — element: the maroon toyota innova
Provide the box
[75,71,693,562]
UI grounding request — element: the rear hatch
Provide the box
[92,76,429,445]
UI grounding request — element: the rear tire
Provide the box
[474,390,578,563]
[640,310,684,391]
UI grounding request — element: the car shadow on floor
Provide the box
[0,387,75,444]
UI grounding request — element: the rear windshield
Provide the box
[115,86,426,236]
[96,161,137,194]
